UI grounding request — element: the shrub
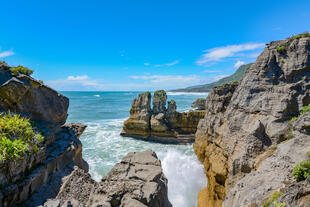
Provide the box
[270,145,277,150]
[273,201,286,207]
[263,190,283,207]
[289,104,310,123]
[292,160,310,181]
[0,136,28,161]
[300,104,310,116]
[0,112,44,161]
[276,46,286,53]
[290,32,310,40]
[9,65,33,76]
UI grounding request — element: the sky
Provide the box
[0,0,309,91]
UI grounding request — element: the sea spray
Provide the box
[161,150,206,207]
[64,91,208,207]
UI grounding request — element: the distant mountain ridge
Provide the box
[170,63,253,92]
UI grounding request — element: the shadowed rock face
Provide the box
[42,150,172,207]
[121,90,206,144]
[0,64,69,125]
[194,37,310,207]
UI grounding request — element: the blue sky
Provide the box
[0,0,309,91]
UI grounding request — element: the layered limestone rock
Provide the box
[121,92,151,138]
[191,98,206,110]
[194,37,310,207]
[42,150,172,207]
[0,63,88,207]
[121,90,206,144]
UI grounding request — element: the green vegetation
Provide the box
[290,103,310,123]
[263,190,284,207]
[270,145,277,150]
[0,137,28,161]
[9,65,34,76]
[170,63,252,92]
[0,112,44,161]
[276,46,286,53]
[290,32,310,40]
[272,201,286,207]
[292,160,310,181]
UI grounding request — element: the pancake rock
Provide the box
[194,36,310,207]
[121,90,206,144]
[42,150,172,207]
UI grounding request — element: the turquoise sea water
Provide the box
[62,91,208,207]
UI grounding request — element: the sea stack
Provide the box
[121,90,206,144]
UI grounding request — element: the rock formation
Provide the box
[194,36,310,206]
[42,150,172,207]
[191,98,206,110]
[121,90,206,144]
[0,63,89,207]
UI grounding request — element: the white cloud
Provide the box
[0,51,14,58]
[67,75,88,81]
[46,75,104,91]
[165,60,179,66]
[234,60,245,68]
[203,70,221,73]
[146,60,180,68]
[196,43,265,66]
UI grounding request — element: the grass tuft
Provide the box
[9,65,33,76]
[276,46,286,53]
[0,112,44,161]
[292,160,310,181]
[290,32,310,40]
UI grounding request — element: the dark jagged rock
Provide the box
[191,98,206,110]
[194,36,310,207]
[42,150,172,207]
[0,65,69,125]
[121,90,206,144]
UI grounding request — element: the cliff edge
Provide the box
[194,35,310,206]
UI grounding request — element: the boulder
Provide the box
[0,65,69,125]
[42,150,172,207]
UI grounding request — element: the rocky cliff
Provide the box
[0,62,172,207]
[121,90,206,144]
[0,62,89,206]
[194,36,310,206]
[42,150,172,207]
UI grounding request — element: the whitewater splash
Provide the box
[161,150,206,207]
[80,118,206,207]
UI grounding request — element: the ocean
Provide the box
[62,91,209,207]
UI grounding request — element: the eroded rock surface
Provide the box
[0,63,69,125]
[121,90,206,144]
[194,37,310,207]
[0,63,88,207]
[191,98,206,110]
[42,150,172,207]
